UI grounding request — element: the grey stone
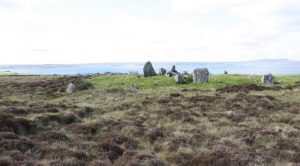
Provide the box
[143,61,157,77]
[171,65,177,73]
[193,68,209,83]
[130,84,139,92]
[166,71,178,77]
[66,83,76,93]
[174,75,185,84]
[159,68,167,75]
[262,74,274,84]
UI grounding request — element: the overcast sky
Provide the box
[0,0,299,64]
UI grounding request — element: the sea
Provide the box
[0,59,300,75]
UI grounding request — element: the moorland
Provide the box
[0,73,299,166]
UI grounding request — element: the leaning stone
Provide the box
[193,68,209,83]
[159,68,167,75]
[143,61,157,77]
[262,74,274,84]
[66,83,76,93]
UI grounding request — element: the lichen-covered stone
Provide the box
[175,75,185,84]
[66,83,76,93]
[193,68,209,83]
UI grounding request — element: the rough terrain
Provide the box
[0,74,299,166]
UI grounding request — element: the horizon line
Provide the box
[0,58,298,66]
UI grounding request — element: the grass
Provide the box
[0,74,300,165]
[88,74,300,90]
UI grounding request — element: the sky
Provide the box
[0,0,299,64]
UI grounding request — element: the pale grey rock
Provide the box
[193,68,209,83]
[66,83,76,93]
[174,75,185,84]
[130,84,139,92]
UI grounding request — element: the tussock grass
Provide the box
[0,74,300,165]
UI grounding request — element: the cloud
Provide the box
[0,0,299,64]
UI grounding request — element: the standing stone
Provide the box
[193,68,209,83]
[224,71,228,74]
[175,75,185,84]
[143,61,157,77]
[262,74,274,84]
[171,65,177,73]
[66,83,76,93]
[159,68,167,75]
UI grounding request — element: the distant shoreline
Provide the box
[0,59,300,75]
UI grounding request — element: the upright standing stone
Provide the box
[193,68,209,83]
[66,83,76,93]
[143,61,157,77]
[262,74,274,84]
[171,65,177,73]
[159,68,167,75]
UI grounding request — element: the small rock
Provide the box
[130,84,139,92]
[143,61,157,77]
[159,68,167,75]
[193,68,209,83]
[262,74,274,84]
[66,83,76,93]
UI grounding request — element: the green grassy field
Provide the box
[88,74,300,89]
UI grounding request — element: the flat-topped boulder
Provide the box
[193,68,209,83]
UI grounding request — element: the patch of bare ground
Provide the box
[216,83,300,93]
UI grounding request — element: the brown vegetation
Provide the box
[0,75,299,165]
